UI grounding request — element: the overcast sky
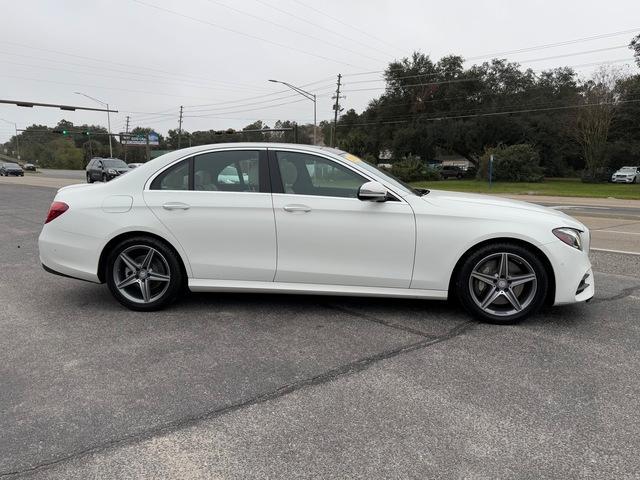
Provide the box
[1,0,639,143]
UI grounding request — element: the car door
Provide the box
[143,148,276,281]
[269,149,415,288]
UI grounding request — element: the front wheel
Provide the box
[87,173,93,183]
[102,173,108,182]
[455,243,548,324]
[105,236,185,311]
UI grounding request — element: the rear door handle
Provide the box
[283,204,311,213]
[162,202,190,211]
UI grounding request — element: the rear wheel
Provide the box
[105,236,184,311]
[455,243,548,324]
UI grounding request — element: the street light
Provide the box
[0,118,19,160]
[74,92,113,158]
[268,79,317,145]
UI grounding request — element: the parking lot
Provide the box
[2,181,640,478]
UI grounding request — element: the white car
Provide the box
[611,166,640,183]
[38,143,594,324]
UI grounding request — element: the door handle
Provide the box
[162,202,190,210]
[283,204,311,213]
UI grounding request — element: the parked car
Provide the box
[23,163,36,171]
[86,158,130,183]
[611,166,640,183]
[39,143,594,324]
[440,165,464,179]
[128,163,144,169]
[0,162,24,176]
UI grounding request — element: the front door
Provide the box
[270,149,415,288]
[143,149,276,281]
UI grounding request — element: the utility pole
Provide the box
[177,105,183,149]
[331,74,344,147]
[124,116,130,162]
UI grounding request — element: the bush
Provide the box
[390,158,441,182]
[478,144,544,182]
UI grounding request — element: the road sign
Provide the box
[120,132,159,146]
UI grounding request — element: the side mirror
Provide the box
[358,181,388,202]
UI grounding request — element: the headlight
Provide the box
[553,227,583,251]
[108,168,117,175]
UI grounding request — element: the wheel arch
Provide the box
[97,230,189,284]
[447,237,556,306]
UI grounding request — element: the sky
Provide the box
[0,0,639,144]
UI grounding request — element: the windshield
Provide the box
[337,152,420,196]
[619,167,637,172]
[103,159,128,168]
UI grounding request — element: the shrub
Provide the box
[390,157,441,182]
[478,144,544,182]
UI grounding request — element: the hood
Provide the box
[423,189,585,229]
[4,165,22,170]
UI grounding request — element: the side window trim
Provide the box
[267,148,404,202]
[147,148,269,192]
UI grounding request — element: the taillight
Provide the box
[45,201,69,224]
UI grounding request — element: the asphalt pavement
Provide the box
[1,183,640,478]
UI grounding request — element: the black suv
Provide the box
[440,165,464,179]
[86,158,129,183]
[0,162,24,176]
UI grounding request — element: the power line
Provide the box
[251,0,398,59]
[131,0,373,69]
[182,81,336,108]
[341,27,640,77]
[183,98,312,118]
[0,58,276,94]
[0,40,272,92]
[203,0,387,64]
[184,86,336,114]
[290,0,405,54]
[335,97,640,127]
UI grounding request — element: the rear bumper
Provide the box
[39,225,101,283]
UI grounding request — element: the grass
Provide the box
[410,178,640,200]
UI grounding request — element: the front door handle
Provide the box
[163,202,190,211]
[283,204,311,213]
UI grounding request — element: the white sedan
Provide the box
[38,143,594,324]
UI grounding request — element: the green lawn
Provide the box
[411,178,640,200]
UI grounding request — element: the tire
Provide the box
[87,173,93,183]
[454,242,548,324]
[102,173,108,183]
[105,236,185,311]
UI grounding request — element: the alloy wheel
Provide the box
[468,252,538,317]
[112,245,171,304]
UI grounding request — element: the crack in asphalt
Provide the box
[322,303,441,339]
[590,284,640,304]
[0,320,476,478]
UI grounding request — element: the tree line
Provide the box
[3,34,639,180]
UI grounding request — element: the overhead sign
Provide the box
[120,132,159,146]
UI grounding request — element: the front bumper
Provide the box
[5,171,24,176]
[543,240,595,305]
[611,177,635,183]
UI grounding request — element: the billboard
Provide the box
[120,132,159,146]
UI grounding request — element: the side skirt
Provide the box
[188,279,448,300]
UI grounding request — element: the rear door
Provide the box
[143,148,276,281]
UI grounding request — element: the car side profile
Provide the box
[39,143,594,324]
[86,157,129,183]
[611,166,640,183]
[439,165,464,179]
